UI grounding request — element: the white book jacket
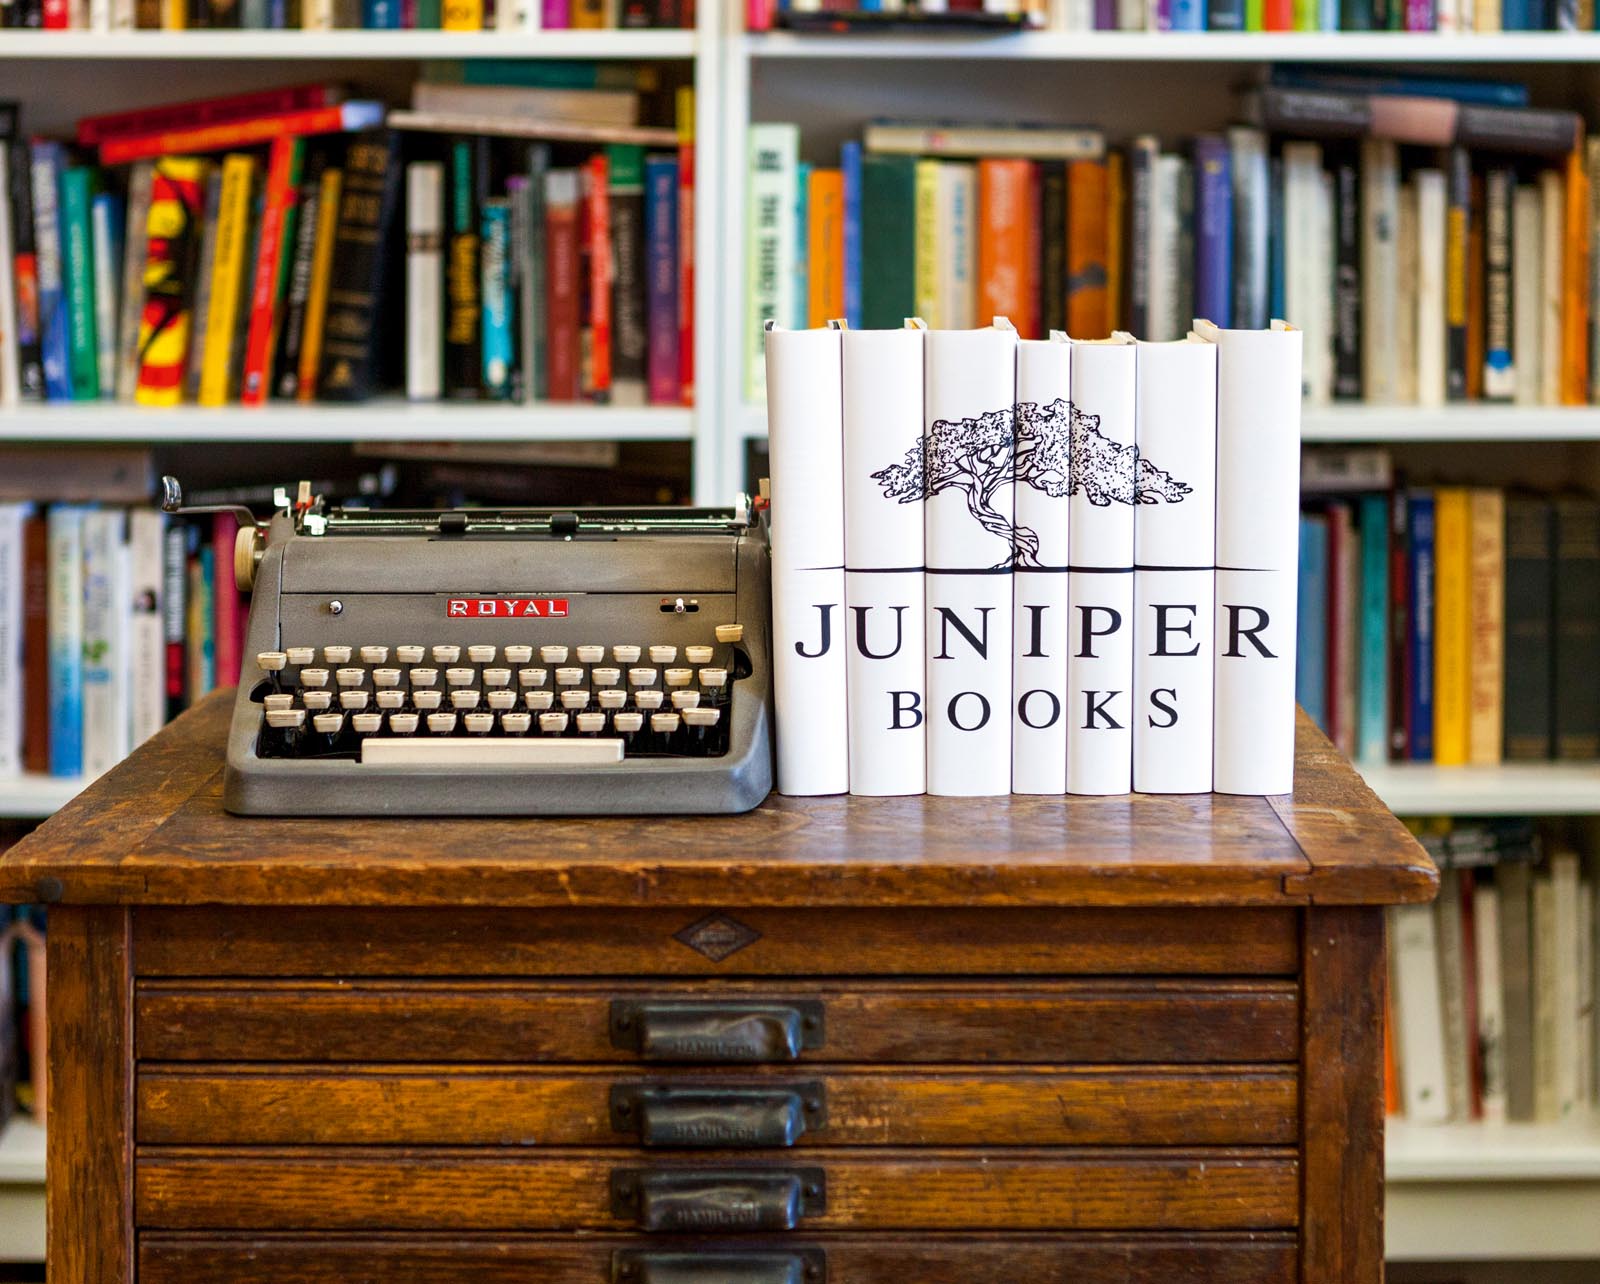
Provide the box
[1131,334,1216,794]
[843,322,927,796]
[128,508,167,752]
[923,322,1016,797]
[1195,318,1302,796]
[1011,333,1070,796]
[406,162,444,403]
[766,322,848,796]
[1066,337,1136,795]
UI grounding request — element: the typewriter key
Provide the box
[555,666,584,686]
[408,667,439,687]
[360,645,389,664]
[263,693,294,712]
[648,644,677,664]
[373,667,402,687]
[285,646,316,667]
[592,666,621,686]
[324,645,353,665]
[612,644,642,664]
[427,712,458,735]
[628,667,657,688]
[376,689,406,710]
[540,645,569,664]
[300,668,330,688]
[503,645,533,664]
[671,690,701,710]
[685,645,714,665]
[265,708,306,730]
[598,689,627,710]
[352,712,383,735]
[539,712,569,734]
[468,645,497,664]
[576,644,605,664]
[257,651,288,672]
[313,711,345,735]
[500,712,532,734]
[635,689,665,711]
[464,712,495,734]
[395,645,426,664]
[664,667,693,687]
[576,711,606,734]
[302,690,334,712]
[650,712,681,734]
[482,668,511,687]
[450,689,482,710]
[446,667,476,687]
[487,689,517,711]
[432,645,461,664]
[518,667,548,688]
[412,689,444,711]
[560,689,590,710]
[336,668,365,688]
[524,690,555,711]
[613,711,644,735]
[389,712,420,735]
[338,690,370,711]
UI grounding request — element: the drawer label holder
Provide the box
[611,1000,826,1063]
[610,1082,826,1147]
[610,1167,827,1233]
[612,1249,827,1284]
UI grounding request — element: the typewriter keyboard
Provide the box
[249,626,745,767]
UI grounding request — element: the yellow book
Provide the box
[162,0,185,27]
[1467,488,1505,765]
[442,0,483,28]
[198,154,256,408]
[296,165,343,403]
[913,158,940,328]
[1105,150,1126,334]
[568,0,602,26]
[807,168,843,329]
[1432,486,1472,765]
[134,157,210,408]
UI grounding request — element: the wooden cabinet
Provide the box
[0,692,1434,1284]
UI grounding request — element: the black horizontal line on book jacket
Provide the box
[843,566,927,574]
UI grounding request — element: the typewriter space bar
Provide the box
[361,739,624,766]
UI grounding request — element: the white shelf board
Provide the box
[0,1120,44,1187]
[0,1119,44,1264]
[0,28,696,58]
[1356,760,1600,815]
[748,29,1600,61]
[0,401,695,444]
[0,774,84,819]
[1388,1118,1600,1182]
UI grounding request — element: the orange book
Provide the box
[1562,143,1590,405]
[1384,962,1399,1116]
[1105,151,1126,334]
[98,101,381,166]
[1066,158,1109,340]
[807,168,844,328]
[977,158,1036,337]
[239,136,302,407]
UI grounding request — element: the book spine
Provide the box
[859,153,915,331]
[913,158,941,327]
[1066,158,1109,339]
[8,141,44,402]
[0,158,15,406]
[1432,487,1471,766]
[272,150,326,401]
[744,126,799,404]
[1208,0,1241,22]
[114,161,152,403]
[479,198,512,400]
[1011,335,1070,797]
[1297,513,1329,730]
[1406,490,1436,762]
[198,155,253,407]
[926,323,1016,797]
[1467,489,1504,766]
[842,324,927,797]
[441,0,482,25]
[1038,162,1066,338]
[1496,859,1536,1120]
[1357,493,1389,763]
[97,101,379,167]
[1191,138,1232,330]
[1415,167,1447,408]
[1202,320,1302,795]
[1435,867,1472,1119]
[1445,148,1471,401]
[46,505,84,779]
[80,508,125,780]
[1513,183,1542,407]
[1133,338,1216,794]
[581,151,611,401]
[184,173,222,405]
[188,542,214,700]
[162,521,187,720]
[544,168,581,401]
[644,153,680,406]
[29,142,72,402]
[0,507,23,776]
[1333,158,1362,400]
[1483,166,1515,400]
[766,322,847,797]
[239,137,302,406]
[316,133,402,402]
[977,159,1035,338]
[1284,143,1330,403]
[406,161,444,402]
[841,139,862,329]
[134,158,206,408]
[1474,878,1507,1122]
[90,191,122,400]
[607,144,647,407]
[211,512,240,687]
[127,508,165,750]
[1502,496,1553,761]
[60,169,100,400]
[445,138,482,399]
[1552,497,1600,760]
[21,516,48,774]
[1224,129,1266,330]
[1333,501,1361,754]
[1539,169,1564,405]
[1127,137,1155,336]
[295,164,341,401]
[806,166,843,330]
[937,162,976,332]
[674,87,694,407]
[1392,902,1452,1120]
[1562,147,1590,405]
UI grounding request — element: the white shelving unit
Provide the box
[1358,761,1600,816]
[0,27,698,56]
[0,775,84,819]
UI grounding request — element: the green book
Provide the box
[415,0,440,25]
[59,167,101,402]
[860,153,916,331]
[1245,0,1263,27]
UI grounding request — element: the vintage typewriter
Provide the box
[162,479,773,816]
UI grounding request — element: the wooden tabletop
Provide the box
[0,690,1435,910]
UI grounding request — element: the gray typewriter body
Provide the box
[223,501,773,817]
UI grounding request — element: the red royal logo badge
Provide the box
[447,598,570,618]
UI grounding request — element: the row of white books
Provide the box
[763,316,1303,798]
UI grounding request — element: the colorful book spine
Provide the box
[1445,148,1471,402]
[1432,486,1471,766]
[544,168,580,402]
[29,141,72,402]
[1552,497,1600,760]
[644,153,680,406]
[937,162,976,332]
[1193,136,1232,330]
[581,150,611,401]
[841,140,862,329]
[295,163,341,402]
[1040,164,1067,338]
[114,161,153,402]
[913,159,940,327]
[272,149,326,401]
[977,159,1035,339]
[0,506,24,776]
[1416,167,1448,408]
[97,101,382,167]
[1333,159,1362,400]
[212,512,240,686]
[198,153,254,406]
[90,190,123,400]
[1226,129,1269,330]
[1297,513,1329,729]
[805,167,843,329]
[162,521,187,721]
[1359,140,1400,402]
[46,505,86,779]
[127,508,166,751]
[9,140,45,402]
[480,197,512,400]
[406,160,444,402]
[1482,166,1515,400]
[1406,489,1437,762]
[81,507,127,781]
[134,158,207,408]
[1561,146,1590,406]
[59,167,100,401]
[1066,158,1109,339]
[316,132,401,402]
[445,137,483,400]
[240,136,302,406]
[766,321,847,797]
[744,123,798,404]
[1467,488,1505,766]
[859,152,915,331]
[675,87,694,407]
[607,144,647,407]
[0,154,16,410]
[1356,494,1390,763]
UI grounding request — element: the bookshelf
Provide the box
[0,28,700,56]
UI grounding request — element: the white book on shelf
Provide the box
[1066,336,1134,796]
[1117,0,1143,27]
[1577,881,1593,1108]
[406,162,444,403]
[1533,869,1559,1120]
[1551,849,1583,1120]
[1148,155,1183,343]
[1360,139,1400,405]
[1057,0,1092,27]
[1396,183,1419,405]
[766,321,847,797]
[1435,867,1472,1122]
[90,193,120,401]
[1011,332,1070,797]
[1513,184,1543,409]
[1539,168,1564,407]
[0,505,25,778]
[112,0,134,27]
[925,321,1017,798]
[1474,876,1508,1124]
[127,508,166,753]
[914,161,940,327]
[116,162,154,406]
[301,0,334,29]
[745,124,800,406]
[1390,902,1452,1123]
[88,0,110,31]
[843,320,926,798]
[81,508,128,783]
[1130,333,1216,795]
[1195,318,1301,797]
[1414,168,1447,409]
[1284,142,1330,406]
[937,163,977,333]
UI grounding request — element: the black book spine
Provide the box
[444,135,482,400]
[1333,158,1362,400]
[1038,160,1067,338]
[1502,495,1554,762]
[1552,496,1600,760]
[1445,146,1470,402]
[1483,166,1513,402]
[1457,104,1581,158]
[8,138,42,401]
[1128,138,1155,339]
[316,131,402,403]
[272,147,329,401]
[1254,87,1373,142]
[609,145,648,404]
[1388,482,1411,760]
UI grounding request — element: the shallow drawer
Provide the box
[137,1232,1300,1284]
[131,906,1299,977]
[135,1066,1299,1147]
[135,1148,1299,1233]
[135,977,1300,1065]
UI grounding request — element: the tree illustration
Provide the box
[872,398,1191,570]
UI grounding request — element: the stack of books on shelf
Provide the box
[1296,447,1598,769]
[0,70,695,412]
[0,0,692,31]
[746,67,1595,410]
[1388,817,1600,1126]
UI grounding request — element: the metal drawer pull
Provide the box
[612,1249,826,1284]
[610,1083,825,1147]
[610,1167,827,1232]
[611,1000,825,1063]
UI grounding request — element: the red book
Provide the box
[20,516,49,776]
[212,514,242,687]
[745,0,774,29]
[98,102,381,167]
[582,151,612,402]
[42,0,68,26]
[677,99,695,408]
[240,137,304,407]
[1263,0,1292,27]
[545,173,581,402]
[78,84,342,147]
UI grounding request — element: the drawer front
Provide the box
[136,1067,1300,1147]
[135,978,1300,1065]
[131,906,1299,977]
[134,1150,1299,1233]
[138,1233,1300,1284]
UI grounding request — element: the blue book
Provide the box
[46,505,90,778]
[1269,65,1530,105]
[1208,0,1243,25]
[643,155,680,404]
[1406,490,1436,762]
[1193,136,1232,328]
[28,141,72,403]
[1357,494,1390,763]
[1267,156,1286,323]
[793,161,810,330]
[1318,0,1337,27]
[1171,0,1206,26]
[841,141,863,329]
[480,201,512,400]
[1297,513,1330,733]
[363,0,401,24]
